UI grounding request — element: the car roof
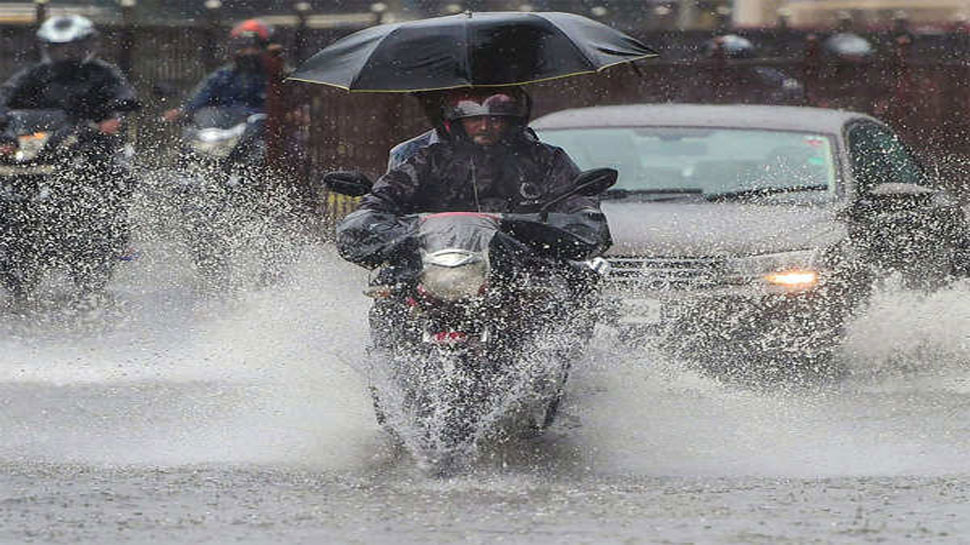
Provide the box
[531,103,879,134]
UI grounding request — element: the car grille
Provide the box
[606,255,742,291]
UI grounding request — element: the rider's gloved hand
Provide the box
[336,208,420,268]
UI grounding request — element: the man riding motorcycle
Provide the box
[163,19,308,289]
[0,15,137,137]
[163,19,275,123]
[335,87,612,458]
[0,15,139,303]
[338,86,611,348]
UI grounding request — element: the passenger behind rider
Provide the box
[163,19,276,123]
[386,92,444,172]
[0,15,138,153]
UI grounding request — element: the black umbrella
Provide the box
[289,11,656,92]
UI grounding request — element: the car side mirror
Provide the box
[866,182,937,198]
[322,170,373,197]
[848,182,940,222]
[540,168,618,213]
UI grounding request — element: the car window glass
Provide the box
[537,127,837,197]
[847,122,924,192]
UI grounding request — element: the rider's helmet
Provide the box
[229,19,274,51]
[822,32,874,62]
[703,34,757,59]
[440,87,531,142]
[37,15,99,65]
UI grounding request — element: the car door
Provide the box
[845,120,966,287]
[845,120,926,195]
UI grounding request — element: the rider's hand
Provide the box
[162,108,182,123]
[0,133,16,156]
[98,118,123,135]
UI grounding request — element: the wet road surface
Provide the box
[3,244,970,544]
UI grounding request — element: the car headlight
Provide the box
[764,269,819,289]
[419,249,489,302]
[729,249,823,292]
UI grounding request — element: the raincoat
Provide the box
[0,59,138,123]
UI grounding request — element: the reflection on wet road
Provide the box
[3,246,970,544]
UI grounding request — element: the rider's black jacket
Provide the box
[362,130,594,215]
[337,128,612,268]
[0,59,138,125]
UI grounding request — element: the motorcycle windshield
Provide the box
[418,213,499,254]
[5,109,68,135]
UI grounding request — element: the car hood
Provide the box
[602,200,846,257]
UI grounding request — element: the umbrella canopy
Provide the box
[289,11,656,92]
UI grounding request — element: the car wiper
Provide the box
[704,184,829,201]
[604,188,704,200]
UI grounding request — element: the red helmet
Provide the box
[229,19,273,49]
[441,88,530,123]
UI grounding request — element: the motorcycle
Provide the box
[168,105,303,289]
[0,109,132,305]
[328,169,615,474]
[165,106,266,287]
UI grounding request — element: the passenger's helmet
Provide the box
[703,34,757,59]
[229,19,274,50]
[37,15,98,64]
[441,87,530,123]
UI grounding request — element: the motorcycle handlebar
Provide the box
[404,210,606,261]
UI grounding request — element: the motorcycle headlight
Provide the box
[14,131,51,162]
[189,126,245,158]
[729,249,823,292]
[419,249,489,302]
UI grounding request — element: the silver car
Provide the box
[534,104,968,375]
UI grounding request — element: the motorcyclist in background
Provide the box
[0,14,137,156]
[163,19,310,289]
[163,19,276,122]
[0,14,139,302]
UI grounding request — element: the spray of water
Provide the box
[4,186,970,479]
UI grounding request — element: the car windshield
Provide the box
[537,127,838,201]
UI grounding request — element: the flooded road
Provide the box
[3,245,970,544]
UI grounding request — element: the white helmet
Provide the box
[37,15,98,64]
[37,15,97,44]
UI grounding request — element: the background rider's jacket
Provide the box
[0,59,138,122]
[183,63,267,115]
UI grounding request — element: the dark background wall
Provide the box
[3,11,970,204]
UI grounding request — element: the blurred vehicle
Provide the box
[169,105,266,286]
[164,104,304,290]
[534,104,969,376]
[0,109,132,305]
